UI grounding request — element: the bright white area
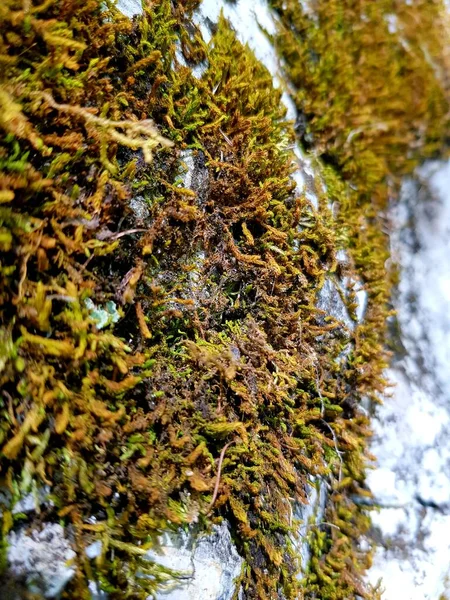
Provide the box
[367,160,450,599]
[115,0,141,18]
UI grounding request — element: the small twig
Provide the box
[207,441,234,514]
[80,253,95,274]
[315,365,325,417]
[219,128,233,147]
[104,228,147,241]
[47,294,77,302]
[4,391,17,427]
[281,497,294,527]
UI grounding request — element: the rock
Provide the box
[316,251,368,367]
[179,149,209,204]
[116,0,142,18]
[145,522,243,600]
[367,160,450,599]
[293,478,328,571]
[130,196,151,222]
[6,523,76,598]
[317,277,355,331]
[0,486,51,516]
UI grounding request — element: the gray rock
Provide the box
[130,196,151,222]
[179,149,209,204]
[367,160,450,597]
[317,277,355,332]
[0,485,51,516]
[293,478,328,572]
[7,523,76,598]
[116,0,142,18]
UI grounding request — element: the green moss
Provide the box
[265,1,449,598]
[0,0,449,598]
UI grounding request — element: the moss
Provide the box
[0,0,449,599]
[266,0,449,598]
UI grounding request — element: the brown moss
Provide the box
[0,0,449,599]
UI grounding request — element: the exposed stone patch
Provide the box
[317,277,355,332]
[130,196,151,222]
[145,522,243,600]
[6,523,76,598]
[367,161,450,599]
[179,149,210,204]
[293,478,328,571]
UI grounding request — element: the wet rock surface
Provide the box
[293,479,328,571]
[317,276,356,332]
[145,522,243,600]
[178,149,209,205]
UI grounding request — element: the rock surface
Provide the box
[6,523,76,598]
[145,522,243,600]
[367,160,450,599]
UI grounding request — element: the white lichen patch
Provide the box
[85,298,121,329]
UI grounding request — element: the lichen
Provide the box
[0,0,449,599]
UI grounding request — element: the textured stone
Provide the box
[293,479,328,572]
[7,523,76,598]
[367,160,450,599]
[179,149,209,203]
[145,522,243,600]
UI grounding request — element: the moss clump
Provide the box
[0,0,449,599]
[269,0,449,187]
[266,0,449,597]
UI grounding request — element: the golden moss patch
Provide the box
[0,0,449,599]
